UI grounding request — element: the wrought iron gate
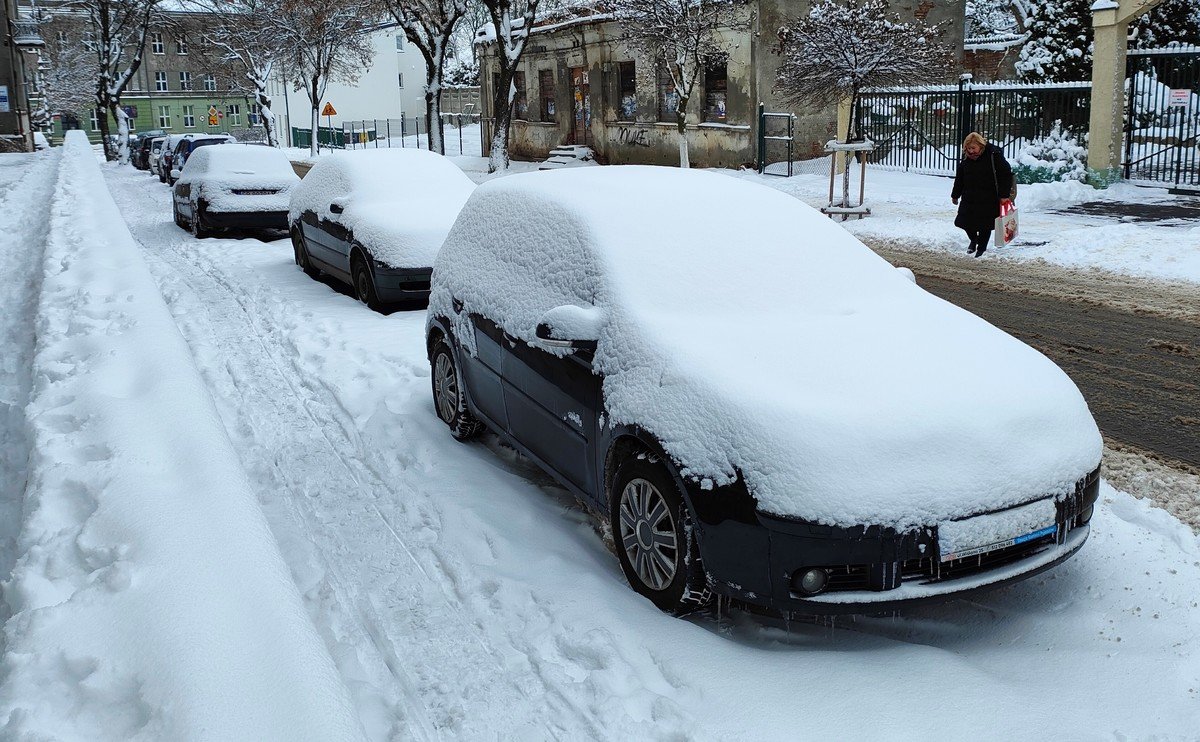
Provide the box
[1123,46,1200,190]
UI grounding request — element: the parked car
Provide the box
[162,133,235,185]
[147,136,168,177]
[425,166,1104,617]
[33,132,50,150]
[288,148,474,309]
[172,144,299,237]
[131,129,167,169]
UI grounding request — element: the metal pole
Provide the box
[459,115,463,154]
[757,102,765,174]
[416,117,421,148]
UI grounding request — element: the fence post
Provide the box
[757,103,766,174]
[416,117,421,149]
[956,73,974,147]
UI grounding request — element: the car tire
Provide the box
[352,255,381,311]
[610,455,712,616]
[430,339,484,441]
[292,229,320,278]
[190,201,208,238]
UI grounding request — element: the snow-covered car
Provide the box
[147,136,167,176]
[172,144,299,237]
[162,133,235,185]
[288,148,474,309]
[33,132,50,151]
[425,166,1104,616]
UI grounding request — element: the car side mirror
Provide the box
[896,266,917,285]
[535,304,604,352]
[329,200,346,214]
[170,169,181,179]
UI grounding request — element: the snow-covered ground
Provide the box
[2,141,1199,739]
[735,165,1200,285]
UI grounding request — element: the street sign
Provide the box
[208,115,219,126]
[208,105,219,116]
[321,102,337,117]
[1168,89,1190,108]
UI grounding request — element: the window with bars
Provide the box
[158,105,171,128]
[183,105,195,128]
[703,61,728,123]
[155,71,168,91]
[179,71,192,90]
[513,71,528,120]
[151,32,164,54]
[539,69,555,122]
[657,65,680,122]
[203,74,216,91]
[617,61,637,121]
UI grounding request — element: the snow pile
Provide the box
[289,148,474,269]
[433,166,1103,528]
[0,132,364,741]
[180,144,299,213]
[1013,121,1088,183]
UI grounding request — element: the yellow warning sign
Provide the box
[321,102,337,117]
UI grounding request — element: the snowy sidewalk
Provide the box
[0,134,363,741]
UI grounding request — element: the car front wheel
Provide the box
[430,339,484,441]
[352,256,381,311]
[610,456,712,615]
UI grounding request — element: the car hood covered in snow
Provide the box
[289,148,475,269]
[432,166,1103,529]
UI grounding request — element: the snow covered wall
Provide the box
[0,132,365,741]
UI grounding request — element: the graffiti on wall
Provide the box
[616,126,652,147]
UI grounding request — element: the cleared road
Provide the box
[873,244,1200,472]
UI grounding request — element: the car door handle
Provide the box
[502,331,518,346]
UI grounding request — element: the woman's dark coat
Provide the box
[952,143,1013,231]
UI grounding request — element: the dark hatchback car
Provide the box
[165,134,235,185]
[288,148,474,309]
[425,166,1104,617]
[131,129,167,169]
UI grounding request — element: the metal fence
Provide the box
[1123,46,1200,189]
[291,115,481,155]
[855,79,1093,175]
[757,104,796,176]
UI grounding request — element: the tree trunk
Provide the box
[255,83,277,148]
[97,91,116,161]
[112,104,130,165]
[425,84,444,154]
[675,96,690,169]
[308,75,321,158]
[487,66,517,172]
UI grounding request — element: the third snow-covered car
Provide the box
[172,144,299,236]
[425,166,1103,617]
[288,148,474,309]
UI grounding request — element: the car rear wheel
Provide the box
[190,201,208,238]
[610,456,712,615]
[430,339,484,441]
[352,256,381,311]
[292,229,320,278]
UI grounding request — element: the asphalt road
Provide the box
[872,245,1200,472]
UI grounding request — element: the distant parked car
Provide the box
[147,136,168,177]
[131,129,167,169]
[425,166,1103,617]
[162,133,235,185]
[33,132,50,151]
[172,144,299,237]
[288,149,474,309]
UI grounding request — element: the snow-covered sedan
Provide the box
[172,144,299,237]
[288,149,474,309]
[426,166,1103,616]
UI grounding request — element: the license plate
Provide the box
[232,189,277,195]
[939,498,1057,563]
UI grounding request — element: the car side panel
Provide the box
[300,211,350,279]
[459,314,508,431]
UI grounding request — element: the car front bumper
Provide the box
[202,210,290,230]
[687,466,1101,615]
[374,265,432,303]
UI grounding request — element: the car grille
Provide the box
[231,188,280,195]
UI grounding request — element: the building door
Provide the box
[570,67,592,147]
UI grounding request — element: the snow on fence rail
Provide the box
[0,132,365,741]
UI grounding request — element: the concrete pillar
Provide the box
[1088,0,1165,174]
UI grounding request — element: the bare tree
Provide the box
[61,0,161,162]
[775,0,952,141]
[271,1,378,157]
[181,0,285,147]
[480,0,540,172]
[32,41,96,128]
[613,0,745,168]
[383,0,471,154]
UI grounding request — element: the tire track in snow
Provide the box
[105,172,617,740]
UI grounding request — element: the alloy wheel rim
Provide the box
[433,352,458,423]
[618,478,678,591]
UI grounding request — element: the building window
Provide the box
[539,69,555,122]
[227,104,241,126]
[179,71,191,90]
[176,35,188,55]
[151,32,164,55]
[395,35,404,51]
[657,65,680,122]
[618,61,637,121]
[155,71,168,91]
[203,74,216,91]
[90,108,100,131]
[703,61,727,123]
[513,71,527,120]
[398,73,404,88]
[158,105,171,128]
[249,103,262,125]
[183,105,195,128]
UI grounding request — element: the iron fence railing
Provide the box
[856,79,1092,176]
[1123,47,1200,188]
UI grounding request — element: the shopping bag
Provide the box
[994,200,1018,247]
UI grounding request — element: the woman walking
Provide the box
[951,132,1014,258]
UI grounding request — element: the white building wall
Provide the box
[271,26,428,146]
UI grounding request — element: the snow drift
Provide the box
[432,166,1103,528]
[0,132,364,741]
